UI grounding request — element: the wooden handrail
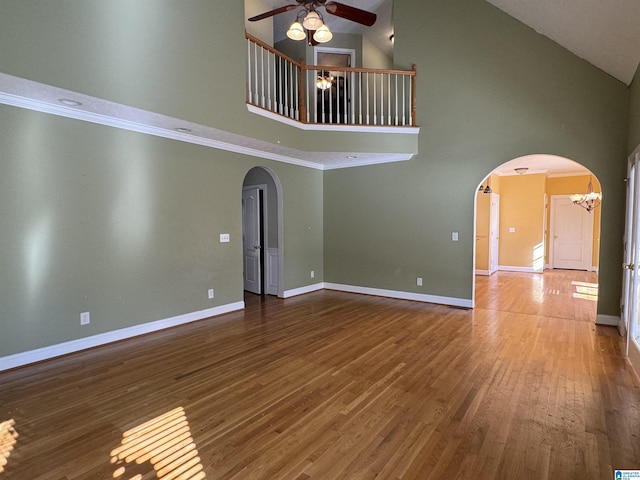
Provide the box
[245,32,301,68]
[305,64,417,77]
[246,32,418,127]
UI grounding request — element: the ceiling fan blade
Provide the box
[248,5,296,22]
[324,2,377,26]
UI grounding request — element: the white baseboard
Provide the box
[596,314,619,327]
[498,265,542,273]
[0,301,245,372]
[475,269,491,276]
[324,283,473,309]
[629,340,640,378]
[282,283,324,298]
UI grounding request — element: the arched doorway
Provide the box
[472,154,602,318]
[242,166,284,297]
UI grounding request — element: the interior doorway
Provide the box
[472,155,602,317]
[242,167,284,297]
[314,48,355,124]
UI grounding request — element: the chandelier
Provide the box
[316,75,333,90]
[569,176,601,213]
[287,8,333,43]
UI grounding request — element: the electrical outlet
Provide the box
[417,277,423,286]
[310,270,315,278]
[208,289,214,299]
[219,234,230,243]
[80,312,90,325]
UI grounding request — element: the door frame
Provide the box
[489,192,500,274]
[242,167,285,298]
[243,185,265,294]
[314,47,356,124]
[622,150,640,372]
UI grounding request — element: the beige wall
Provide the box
[498,174,547,269]
[476,173,602,272]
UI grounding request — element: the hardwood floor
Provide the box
[1,270,639,479]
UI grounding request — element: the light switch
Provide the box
[452,232,458,241]
[509,227,516,233]
[220,233,230,243]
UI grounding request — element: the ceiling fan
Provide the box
[248,0,377,45]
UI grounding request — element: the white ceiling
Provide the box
[279,0,640,85]
[484,0,640,85]
[492,154,590,178]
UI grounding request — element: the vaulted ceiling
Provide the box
[263,0,640,85]
[484,0,640,85]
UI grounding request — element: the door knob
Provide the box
[623,263,634,270]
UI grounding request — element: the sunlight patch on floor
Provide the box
[0,419,18,474]
[110,407,206,480]
[572,280,599,302]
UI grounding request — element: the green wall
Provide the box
[629,63,640,153]
[0,105,323,357]
[324,0,628,312]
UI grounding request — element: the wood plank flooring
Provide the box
[1,269,639,479]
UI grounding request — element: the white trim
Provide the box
[0,302,244,372]
[246,104,421,134]
[629,338,640,377]
[324,283,473,308]
[266,248,279,296]
[475,269,491,276]
[498,265,541,273]
[283,283,325,298]
[0,87,324,169]
[0,73,417,172]
[595,314,619,327]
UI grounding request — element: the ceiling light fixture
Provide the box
[479,177,492,194]
[316,75,333,90]
[58,98,82,107]
[569,175,601,213]
[287,7,332,44]
[514,167,528,175]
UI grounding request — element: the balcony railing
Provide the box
[246,33,417,128]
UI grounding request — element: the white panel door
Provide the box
[550,196,593,270]
[623,154,640,359]
[242,187,261,294]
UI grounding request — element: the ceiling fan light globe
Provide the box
[287,21,306,41]
[313,25,333,43]
[303,11,323,30]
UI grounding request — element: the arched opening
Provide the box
[242,166,284,298]
[472,154,602,320]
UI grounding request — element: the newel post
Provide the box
[411,64,417,127]
[299,58,307,124]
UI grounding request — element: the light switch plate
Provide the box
[220,233,230,243]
